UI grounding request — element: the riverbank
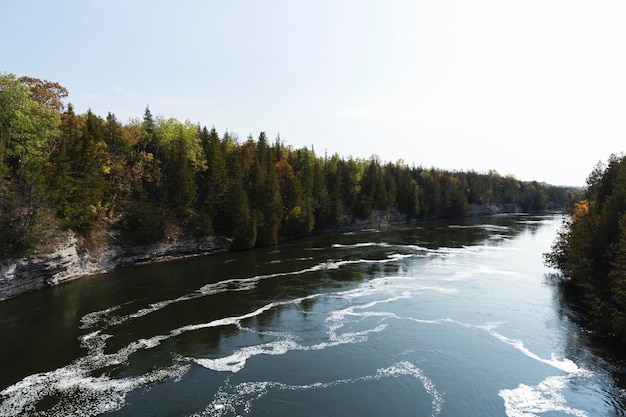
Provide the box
[0,204,530,300]
[0,229,229,301]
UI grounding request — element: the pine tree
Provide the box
[199,126,227,229]
[60,110,109,232]
[165,128,197,218]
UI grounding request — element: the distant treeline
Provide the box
[0,73,581,257]
[545,154,626,342]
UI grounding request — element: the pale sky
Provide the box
[2,0,625,186]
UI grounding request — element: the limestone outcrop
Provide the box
[0,231,227,300]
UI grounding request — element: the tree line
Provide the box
[1,73,581,258]
[545,154,626,342]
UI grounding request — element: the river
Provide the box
[1,213,625,416]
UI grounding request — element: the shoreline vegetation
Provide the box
[545,154,626,343]
[1,73,582,299]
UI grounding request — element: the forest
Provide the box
[1,73,581,259]
[545,154,626,342]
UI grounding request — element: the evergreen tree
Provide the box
[138,106,158,156]
[312,157,332,229]
[123,186,165,243]
[355,161,376,219]
[60,110,109,232]
[104,112,130,156]
[199,126,227,229]
[392,163,420,218]
[227,180,256,249]
[103,112,132,216]
[322,154,345,226]
[164,127,197,218]
[248,133,283,246]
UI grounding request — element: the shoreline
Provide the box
[0,205,553,301]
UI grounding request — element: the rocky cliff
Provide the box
[0,231,227,301]
[0,233,98,299]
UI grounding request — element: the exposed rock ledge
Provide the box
[0,231,227,301]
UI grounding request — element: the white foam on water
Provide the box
[432,243,519,260]
[79,304,125,329]
[478,324,592,417]
[486,328,585,375]
[191,361,442,417]
[316,257,400,270]
[388,253,413,260]
[499,376,589,417]
[130,294,198,320]
[269,256,313,264]
[332,276,457,302]
[187,292,406,374]
[376,361,444,416]
[78,260,347,331]
[448,224,511,232]
[332,242,442,260]
[471,244,519,252]
[474,265,525,277]
[0,362,190,417]
[192,338,302,373]
[79,245,435,335]
[332,242,391,248]
[1,316,196,416]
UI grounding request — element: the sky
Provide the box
[2,0,626,186]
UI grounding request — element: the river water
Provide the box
[1,213,625,416]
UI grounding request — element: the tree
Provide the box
[0,73,61,256]
[198,126,227,229]
[59,110,109,232]
[123,187,165,243]
[248,133,283,246]
[440,175,469,218]
[391,162,419,218]
[164,127,197,218]
[103,113,132,216]
[417,169,441,218]
[0,74,60,180]
[137,106,159,157]
[18,76,68,111]
[545,154,626,341]
[355,160,376,219]
[312,157,332,228]
[104,112,130,156]
[227,180,257,249]
[276,157,311,236]
[324,154,345,226]
[384,163,398,210]
[0,74,30,170]
[294,147,316,233]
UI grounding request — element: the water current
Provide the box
[1,213,625,416]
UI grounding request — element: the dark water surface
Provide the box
[1,213,626,416]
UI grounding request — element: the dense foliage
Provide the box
[545,154,626,341]
[1,73,581,258]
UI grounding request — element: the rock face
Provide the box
[0,233,101,300]
[0,232,227,301]
[467,203,522,216]
[337,210,411,230]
